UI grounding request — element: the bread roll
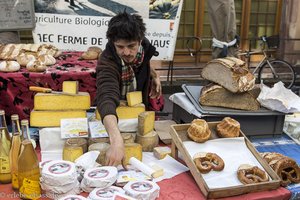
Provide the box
[201,57,255,93]
[26,60,47,72]
[199,84,260,111]
[38,44,62,57]
[16,53,36,67]
[187,119,211,143]
[81,46,102,60]
[0,61,20,72]
[38,54,56,65]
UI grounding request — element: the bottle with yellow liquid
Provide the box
[18,140,41,199]
[10,132,21,190]
[21,119,36,149]
[0,110,12,184]
[11,114,23,140]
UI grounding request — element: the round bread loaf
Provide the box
[16,53,36,67]
[81,46,102,60]
[26,60,47,72]
[216,117,240,138]
[0,61,20,72]
[187,119,211,143]
[38,54,56,65]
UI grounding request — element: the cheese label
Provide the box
[48,162,72,174]
[0,157,10,173]
[130,181,153,192]
[12,173,19,188]
[19,178,41,199]
[95,187,118,198]
[88,169,109,179]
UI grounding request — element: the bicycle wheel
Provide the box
[258,59,295,89]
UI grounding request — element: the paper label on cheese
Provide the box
[88,168,109,179]
[130,181,153,192]
[48,162,72,174]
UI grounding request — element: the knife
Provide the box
[29,86,76,96]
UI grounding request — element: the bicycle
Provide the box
[238,35,295,89]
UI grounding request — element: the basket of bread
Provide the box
[169,117,282,198]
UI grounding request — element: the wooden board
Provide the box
[169,122,281,199]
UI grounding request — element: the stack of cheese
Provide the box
[136,111,158,152]
[96,91,145,120]
[40,160,81,200]
[30,81,90,127]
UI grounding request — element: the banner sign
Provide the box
[33,0,183,61]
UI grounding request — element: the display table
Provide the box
[0,52,97,120]
[0,172,291,200]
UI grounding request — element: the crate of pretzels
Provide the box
[170,117,281,199]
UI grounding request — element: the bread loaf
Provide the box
[16,53,36,67]
[201,57,255,93]
[38,54,56,65]
[26,60,47,72]
[0,44,24,60]
[0,61,20,72]
[81,46,102,60]
[38,44,62,57]
[199,84,260,111]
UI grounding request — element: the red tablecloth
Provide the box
[0,172,291,200]
[0,52,97,121]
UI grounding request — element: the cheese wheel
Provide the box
[81,166,118,189]
[88,186,125,200]
[136,131,159,152]
[123,143,143,166]
[123,180,160,200]
[41,160,77,185]
[88,143,110,165]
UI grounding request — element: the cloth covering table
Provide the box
[0,52,97,120]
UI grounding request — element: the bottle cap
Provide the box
[11,114,19,120]
[21,119,29,125]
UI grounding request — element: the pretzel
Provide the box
[193,152,225,174]
[237,164,269,185]
[272,157,300,186]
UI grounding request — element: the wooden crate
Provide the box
[170,122,281,199]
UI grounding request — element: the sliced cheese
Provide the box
[34,92,90,111]
[136,131,159,152]
[153,146,171,160]
[62,81,79,94]
[138,111,155,135]
[123,143,142,166]
[126,91,142,107]
[96,104,145,120]
[30,110,86,127]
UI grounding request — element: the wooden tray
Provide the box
[170,122,281,199]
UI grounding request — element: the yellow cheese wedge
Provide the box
[136,131,159,152]
[123,143,142,166]
[153,146,171,160]
[30,110,86,127]
[126,91,142,107]
[96,103,145,120]
[62,81,79,94]
[34,92,90,111]
[138,111,155,135]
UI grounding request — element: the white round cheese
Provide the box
[123,180,160,200]
[41,160,78,185]
[41,179,80,194]
[88,186,125,200]
[58,195,88,200]
[81,166,118,188]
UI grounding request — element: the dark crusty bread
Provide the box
[201,57,255,93]
[199,84,261,111]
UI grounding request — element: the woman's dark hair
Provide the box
[106,11,146,42]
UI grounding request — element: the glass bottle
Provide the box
[11,114,23,140]
[10,132,21,190]
[21,120,36,149]
[0,110,12,183]
[18,140,41,199]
